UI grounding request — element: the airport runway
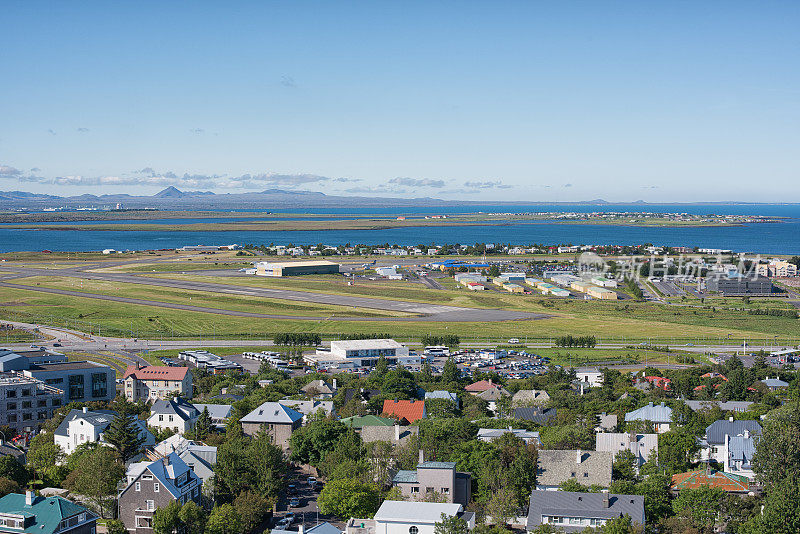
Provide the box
[0,265,547,323]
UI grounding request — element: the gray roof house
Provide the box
[761,377,789,391]
[514,407,557,425]
[53,407,154,458]
[191,404,232,429]
[392,454,472,507]
[726,435,757,479]
[596,433,658,467]
[526,490,645,532]
[684,400,754,413]
[596,413,618,432]
[0,441,24,464]
[624,402,673,433]
[477,427,541,446]
[360,424,419,447]
[512,389,550,406]
[301,379,337,398]
[278,399,336,422]
[147,397,199,433]
[704,419,762,446]
[240,402,303,449]
[536,450,613,490]
[700,418,762,480]
[424,390,460,406]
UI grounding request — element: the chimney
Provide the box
[25,490,34,506]
[299,525,304,534]
[576,449,582,464]
[163,456,170,467]
[332,378,338,390]
[602,489,610,508]
[744,429,750,439]
[419,449,425,464]
[394,424,401,442]
[83,407,88,413]
[729,416,734,422]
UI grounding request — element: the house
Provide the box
[761,377,789,391]
[424,391,460,407]
[0,441,24,464]
[340,415,396,431]
[346,501,474,534]
[118,453,202,534]
[190,404,232,429]
[382,400,427,423]
[512,389,550,407]
[699,418,762,480]
[301,379,337,398]
[624,402,673,433]
[54,407,154,457]
[671,469,753,495]
[575,368,603,387]
[526,490,645,532]
[536,450,613,490]
[596,413,618,432]
[239,402,303,449]
[361,423,419,447]
[147,398,199,434]
[464,380,500,394]
[595,433,658,467]
[148,435,217,487]
[477,428,541,446]
[643,376,671,391]
[684,400,753,413]
[513,407,557,425]
[477,386,510,414]
[278,399,336,423]
[339,388,382,407]
[123,365,192,401]
[392,452,472,507]
[0,491,97,534]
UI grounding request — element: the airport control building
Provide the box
[255,260,340,277]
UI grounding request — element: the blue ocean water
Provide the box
[0,204,798,254]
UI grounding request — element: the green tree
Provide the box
[373,355,389,378]
[441,358,460,384]
[434,512,469,534]
[740,476,800,534]
[600,515,642,533]
[103,413,146,462]
[317,478,380,520]
[672,486,724,529]
[214,432,287,503]
[27,433,63,476]
[418,418,477,460]
[612,450,637,483]
[152,501,182,534]
[657,428,699,475]
[63,446,125,518]
[0,477,21,498]
[290,419,350,466]
[0,456,29,487]
[205,504,242,534]
[752,402,800,489]
[234,491,270,534]
[105,520,127,534]
[178,501,207,534]
[194,407,213,440]
[489,265,501,278]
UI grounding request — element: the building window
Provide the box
[135,482,141,492]
[22,413,32,421]
[6,414,16,423]
[6,390,16,398]
[409,528,418,534]
[154,483,160,492]
[38,411,48,420]
[136,517,152,528]
[52,398,61,407]
[146,500,155,511]
[21,389,31,397]
[69,375,85,401]
[441,487,450,494]
[91,373,108,398]
[22,401,32,409]
[37,400,47,407]
[6,403,16,410]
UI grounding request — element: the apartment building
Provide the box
[392,452,472,507]
[0,372,63,433]
[123,365,193,401]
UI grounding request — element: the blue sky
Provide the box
[0,2,798,201]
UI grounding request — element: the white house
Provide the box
[625,402,673,434]
[347,501,474,534]
[53,407,154,458]
[575,368,603,387]
[147,397,199,433]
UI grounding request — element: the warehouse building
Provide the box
[570,280,594,293]
[254,260,340,277]
[591,276,618,288]
[550,273,581,286]
[588,286,618,300]
[503,283,524,293]
[706,276,774,296]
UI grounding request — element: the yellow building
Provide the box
[504,283,525,293]
[588,286,618,300]
[570,280,593,293]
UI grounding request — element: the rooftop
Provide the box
[526,490,645,530]
[330,339,404,350]
[124,365,189,381]
[240,402,303,425]
[374,500,462,523]
[671,469,750,492]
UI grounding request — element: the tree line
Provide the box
[554,335,597,348]
[273,332,322,346]
[420,334,461,346]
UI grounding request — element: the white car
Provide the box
[508,338,520,344]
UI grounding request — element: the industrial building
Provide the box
[706,276,774,296]
[497,273,526,283]
[503,282,524,293]
[254,260,340,277]
[587,286,618,300]
[570,280,594,293]
[178,350,242,374]
[591,276,618,288]
[307,339,419,369]
[550,273,581,286]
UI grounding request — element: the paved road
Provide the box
[0,265,546,322]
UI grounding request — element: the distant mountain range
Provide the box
[0,187,794,210]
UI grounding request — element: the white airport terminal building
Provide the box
[305,339,419,369]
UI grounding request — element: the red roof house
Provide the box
[382,400,427,423]
[465,379,499,393]
[671,469,751,494]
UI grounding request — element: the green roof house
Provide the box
[0,491,96,534]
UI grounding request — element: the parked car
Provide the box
[284,513,296,524]
[508,338,520,344]
[289,497,301,508]
[287,483,297,494]
[307,476,317,487]
[276,518,292,529]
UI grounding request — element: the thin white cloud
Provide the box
[389,177,446,188]
[464,180,512,190]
